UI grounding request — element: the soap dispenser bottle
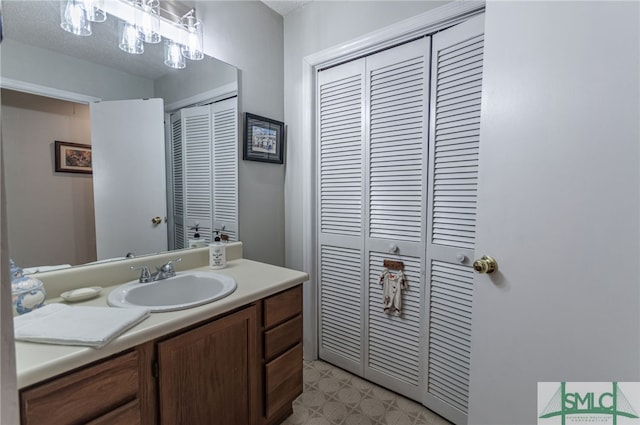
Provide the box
[209,231,227,269]
[188,224,207,248]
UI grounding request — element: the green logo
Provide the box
[539,382,639,425]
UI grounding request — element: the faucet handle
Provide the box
[131,265,152,283]
[160,258,182,273]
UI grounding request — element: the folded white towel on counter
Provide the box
[23,264,72,274]
[14,304,149,349]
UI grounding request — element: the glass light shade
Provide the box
[119,20,144,54]
[60,0,91,36]
[82,0,106,23]
[135,0,161,44]
[164,40,186,69]
[181,15,204,60]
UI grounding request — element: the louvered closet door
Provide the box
[212,98,239,242]
[170,112,185,248]
[181,105,214,245]
[317,59,367,376]
[424,14,485,425]
[170,100,239,249]
[364,38,430,402]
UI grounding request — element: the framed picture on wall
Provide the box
[54,141,92,174]
[243,113,284,164]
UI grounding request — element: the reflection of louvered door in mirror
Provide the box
[169,97,238,250]
[211,99,239,242]
[170,113,185,249]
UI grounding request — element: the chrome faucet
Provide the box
[153,258,182,281]
[131,258,182,283]
[131,265,153,283]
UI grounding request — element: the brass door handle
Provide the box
[151,216,162,225]
[473,255,498,274]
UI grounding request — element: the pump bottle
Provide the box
[188,224,207,248]
[209,231,227,269]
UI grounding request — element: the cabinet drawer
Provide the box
[20,351,139,425]
[264,285,302,328]
[265,343,303,418]
[86,400,141,425]
[264,314,302,361]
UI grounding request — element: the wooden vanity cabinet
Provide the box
[20,349,145,425]
[156,304,258,425]
[261,285,303,425]
[19,285,303,425]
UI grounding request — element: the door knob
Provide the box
[151,216,162,225]
[473,255,498,274]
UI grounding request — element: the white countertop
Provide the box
[16,258,308,389]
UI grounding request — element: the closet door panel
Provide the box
[212,98,238,241]
[183,106,214,242]
[169,100,239,248]
[366,252,423,396]
[319,245,363,367]
[317,59,366,375]
[366,40,430,243]
[425,14,485,425]
[170,114,185,249]
[364,38,430,402]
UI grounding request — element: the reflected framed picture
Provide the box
[54,141,92,174]
[243,113,284,164]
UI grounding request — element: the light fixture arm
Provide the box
[180,8,196,21]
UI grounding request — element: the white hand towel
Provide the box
[14,304,149,349]
[23,264,73,274]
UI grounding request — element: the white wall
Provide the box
[153,56,237,107]
[468,2,640,424]
[0,40,154,101]
[197,1,286,266]
[283,1,447,271]
[2,90,96,267]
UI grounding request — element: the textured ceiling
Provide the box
[261,0,313,16]
[2,0,308,81]
[2,0,201,80]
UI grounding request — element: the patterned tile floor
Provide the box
[281,360,453,425]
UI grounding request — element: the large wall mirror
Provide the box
[1,0,239,271]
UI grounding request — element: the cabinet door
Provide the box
[157,305,258,425]
[20,351,140,425]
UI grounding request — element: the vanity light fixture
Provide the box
[119,19,144,54]
[164,38,186,69]
[60,0,92,36]
[82,0,107,23]
[181,13,203,61]
[135,0,161,44]
[59,0,205,69]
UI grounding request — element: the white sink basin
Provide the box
[107,271,237,312]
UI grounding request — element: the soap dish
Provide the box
[61,287,103,303]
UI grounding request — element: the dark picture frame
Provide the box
[243,113,284,164]
[54,141,92,174]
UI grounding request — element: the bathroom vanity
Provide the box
[15,244,307,425]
